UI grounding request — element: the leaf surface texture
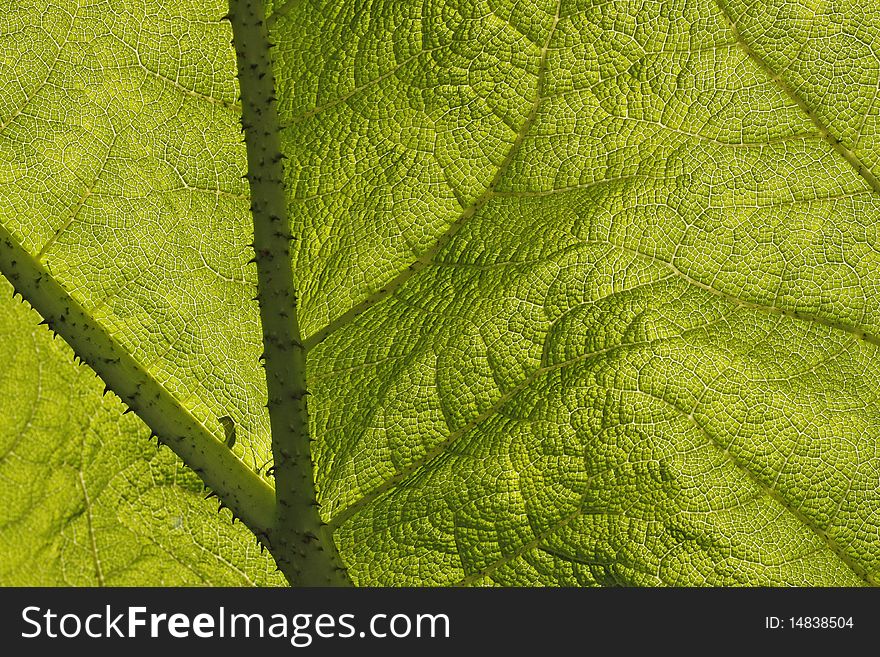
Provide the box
[1,0,878,586]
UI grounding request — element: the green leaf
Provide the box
[0,279,285,585]
[1,0,879,586]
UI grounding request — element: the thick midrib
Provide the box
[303,4,562,352]
[228,0,351,586]
[0,223,277,540]
[714,0,880,196]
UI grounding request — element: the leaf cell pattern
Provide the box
[1,0,879,586]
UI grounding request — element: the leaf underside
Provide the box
[0,279,284,585]
[1,0,879,586]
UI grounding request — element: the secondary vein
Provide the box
[0,222,277,541]
[713,0,880,196]
[303,1,563,352]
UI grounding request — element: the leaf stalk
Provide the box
[228,0,352,586]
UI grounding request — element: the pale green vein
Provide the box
[0,6,77,136]
[455,507,586,586]
[454,373,877,587]
[264,0,305,29]
[76,470,105,587]
[108,33,241,111]
[713,0,880,196]
[635,387,876,585]
[605,238,880,349]
[36,131,118,260]
[327,311,734,530]
[288,45,446,122]
[304,1,563,351]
